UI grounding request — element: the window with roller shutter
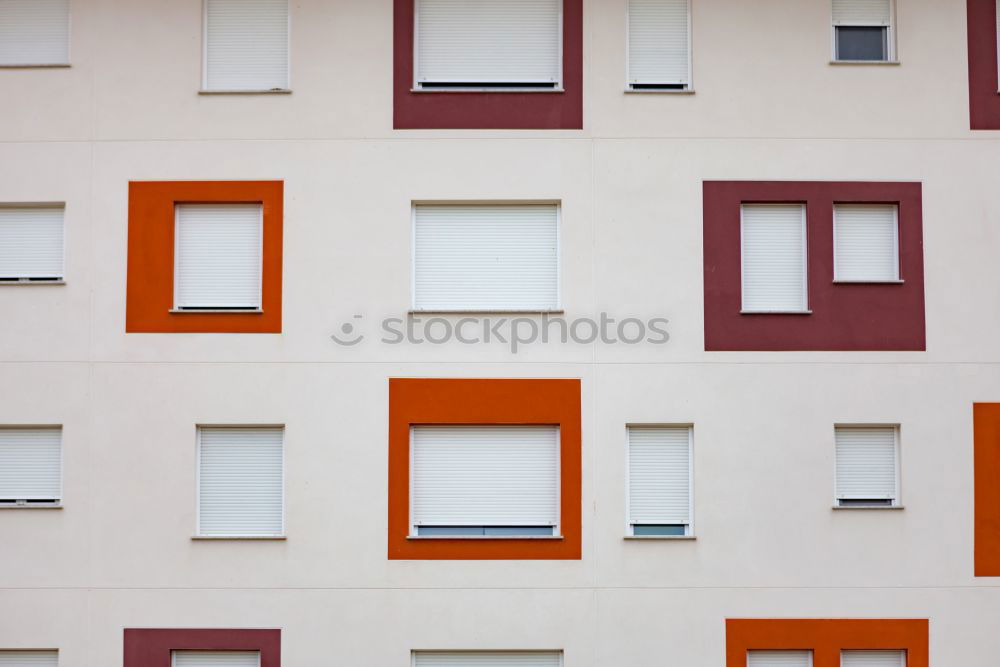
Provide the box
[832,0,895,62]
[203,0,289,92]
[0,0,69,66]
[740,204,809,314]
[627,0,691,90]
[748,651,813,667]
[627,426,692,537]
[833,205,899,283]
[835,426,900,508]
[0,427,62,507]
[841,651,906,667]
[0,206,64,283]
[412,651,563,667]
[0,651,59,667]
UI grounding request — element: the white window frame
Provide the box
[840,650,907,667]
[0,0,71,67]
[408,425,562,538]
[833,424,901,508]
[201,0,292,93]
[412,0,564,91]
[624,0,694,92]
[624,424,694,538]
[172,650,262,667]
[740,203,810,314]
[748,651,814,667]
[831,0,896,63]
[832,204,900,283]
[0,203,66,284]
[0,426,63,507]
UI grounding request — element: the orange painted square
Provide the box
[974,403,1000,575]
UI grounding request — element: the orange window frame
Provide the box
[126,181,283,333]
[388,378,582,560]
[974,403,1000,575]
[726,619,928,667]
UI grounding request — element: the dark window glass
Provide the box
[632,524,687,536]
[836,26,888,61]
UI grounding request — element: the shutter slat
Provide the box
[741,204,807,312]
[205,0,288,90]
[0,0,69,65]
[198,427,283,536]
[628,426,690,524]
[414,651,562,667]
[628,0,689,85]
[414,205,558,311]
[172,651,260,667]
[412,426,559,527]
[748,651,812,667]
[0,651,58,667]
[0,428,61,501]
[841,651,906,667]
[834,205,898,282]
[0,207,64,279]
[835,426,897,500]
[415,0,561,84]
[175,204,262,309]
[832,0,891,25]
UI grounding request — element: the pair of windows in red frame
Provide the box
[702,181,925,352]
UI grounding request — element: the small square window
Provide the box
[0,0,69,66]
[627,426,692,537]
[841,650,906,667]
[834,204,899,282]
[172,651,261,667]
[204,0,289,91]
[832,0,894,62]
[0,205,64,282]
[0,427,62,507]
[835,426,900,507]
[748,650,813,667]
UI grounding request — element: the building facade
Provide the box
[1,0,1000,664]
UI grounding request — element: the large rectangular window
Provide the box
[413,204,559,312]
[627,0,691,90]
[414,0,562,89]
[748,652,813,667]
[413,651,563,667]
[835,426,899,508]
[0,427,62,507]
[832,0,893,62]
[740,204,808,313]
[834,204,899,283]
[627,426,692,536]
[0,651,58,666]
[197,427,284,537]
[172,651,260,667]
[0,0,69,66]
[0,206,64,282]
[841,651,906,667]
[204,0,289,91]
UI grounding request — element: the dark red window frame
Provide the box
[392,0,583,130]
[124,629,280,667]
[703,181,925,351]
[967,0,1000,129]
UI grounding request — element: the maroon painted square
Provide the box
[124,629,280,667]
[703,181,926,351]
[967,0,1000,129]
[393,0,583,129]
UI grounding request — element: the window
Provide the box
[197,427,283,537]
[748,651,812,667]
[841,651,906,667]
[0,427,61,507]
[0,651,58,666]
[0,0,69,66]
[967,0,1000,129]
[834,205,899,283]
[0,206,64,282]
[203,0,289,92]
[414,0,561,90]
[741,204,808,313]
[172,652,260,667]
[413,651,563,667]
[835,426,899,508]
[413,204,559,312]
[174,204,263,311]
[627,426,692,536]
[832,0,893,62]
[627,0,691,90]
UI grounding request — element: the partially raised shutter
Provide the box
[835,426,897,501]
[628,426,690,525]
[832,0,891,25]
[205,0,288,91]
[748,651,812,667]
[0,0,69,65]
[415,0,561,85]
[834,205,898,282]
[198,427,283,537]
[414,205,558,311]
[841,651,906,667]
[414,651,563,667]
[741,204,807,312]
[0,428,61,501]
[0,651,58,667]
[0,206,64,279]
[172,651,260,667]
[411,426,559,529]
[174,204,262,310]
[628,0,690,86]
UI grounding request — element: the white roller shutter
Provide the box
[832,0,891,25]
[835,426,898,501]
[627,0,690,86]
[741,204,808,312]
[415,0,561,86]
[198,427,283,537]
[0,651,58,667]
[834,205,899,282]
[628,426,691,525]
[411,426,559,529]
[0,428,61,501]
[841,651,906,667]
[414,205,559,311]
[748,651,813,667]
[172,652,260,667]
[174,204,262,310]
[204,0,289,91]
[414,651,563,667]
[0,207,64,280]
[0,0,69,65]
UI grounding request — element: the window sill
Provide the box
[0,280,65,286]
[409,309,565,316]
[832,505,904,511]
[0,63,70,69]
[0,504,62,510]
[740,310,813,315]
[829,60,900,66]
[624,535,696,540]
[407,535,563,540]
[410,88,565,94]
[169,308,263,314]
[191,535,287,540]
[833,279,904,284]
[198,89,292,95]
[624,88,695,95]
